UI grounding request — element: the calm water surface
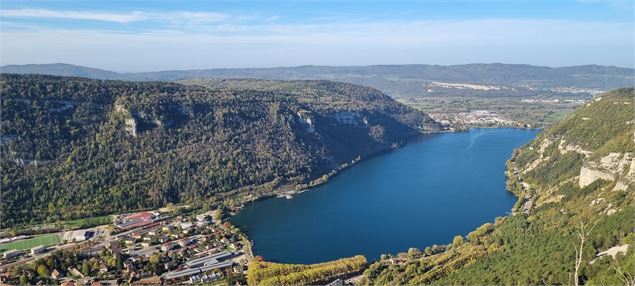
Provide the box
[231,128,539,264]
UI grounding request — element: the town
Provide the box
[0,208,250,285]
[429,110,520,130]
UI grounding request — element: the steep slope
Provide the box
[0,74,441,228]
[362,88,634,285]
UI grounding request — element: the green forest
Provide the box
[0,74,441,228]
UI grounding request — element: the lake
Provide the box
[230,128,540,264]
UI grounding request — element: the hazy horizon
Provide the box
[4,61,635,75]
[1,0,633,72]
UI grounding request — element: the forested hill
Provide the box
[362,88,635,285]
[0,74,441,228]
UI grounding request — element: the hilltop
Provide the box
[0,74,441,228]
[6,63,632,128]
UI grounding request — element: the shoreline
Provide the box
[228,129,439,211]
[229,126,541,265]
[229,125,541,208]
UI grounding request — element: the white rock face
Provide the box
[558,139,592,157]
[579,153,634,188]
[125,118,137,137]
[579,167,615,188]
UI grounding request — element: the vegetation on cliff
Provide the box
[0,74,440,228]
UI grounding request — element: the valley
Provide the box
[1,0,633,284]
[0,74,632,285]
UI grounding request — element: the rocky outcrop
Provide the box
[124,118,137,137]
[558,139,593,157]
[578,167,614,188]
[578,152,634,188]
[333,111,364,125]
[296,110,315,133]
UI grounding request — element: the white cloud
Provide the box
[0,9,227,24]
[0,9,146,23]
[0,18,632,71]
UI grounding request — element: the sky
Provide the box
[0,0,633,72]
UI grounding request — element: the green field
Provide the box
[544,109,570,124]
[63,215,112,229]
[0,234,61,252]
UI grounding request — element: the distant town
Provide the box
[0,208,250,285]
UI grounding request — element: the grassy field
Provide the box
[0,234,61,252]
[543,109,570,125]
[63,215,112,229]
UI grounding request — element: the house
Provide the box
[147,230,157,236]
[180,222,193,230]
[51,269,64,280]
[99,264,108,274]
[60,280,76,286]
[123,237,136,245]
[196,220,209,227]
[141,241,151,248]
[131,232,143,240]
[114,211,157,230]
[160,243,175,252]
[31,245,46,255]
[196,213,210,222]
[68,267,84,278]
[177,238,191,247]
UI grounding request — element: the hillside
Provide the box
[0,74,441,228]
[362,88,635,285]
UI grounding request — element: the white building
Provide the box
[3,249,20,259]
[31,245,46,255]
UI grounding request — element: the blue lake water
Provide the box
[230,128,539,264]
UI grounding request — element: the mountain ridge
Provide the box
[0,74,441,228]
[2,63,633,98]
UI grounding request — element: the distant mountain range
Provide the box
[3,63,633,98]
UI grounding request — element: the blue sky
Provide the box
[1,0,633,72]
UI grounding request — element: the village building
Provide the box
[51,269,64,280]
